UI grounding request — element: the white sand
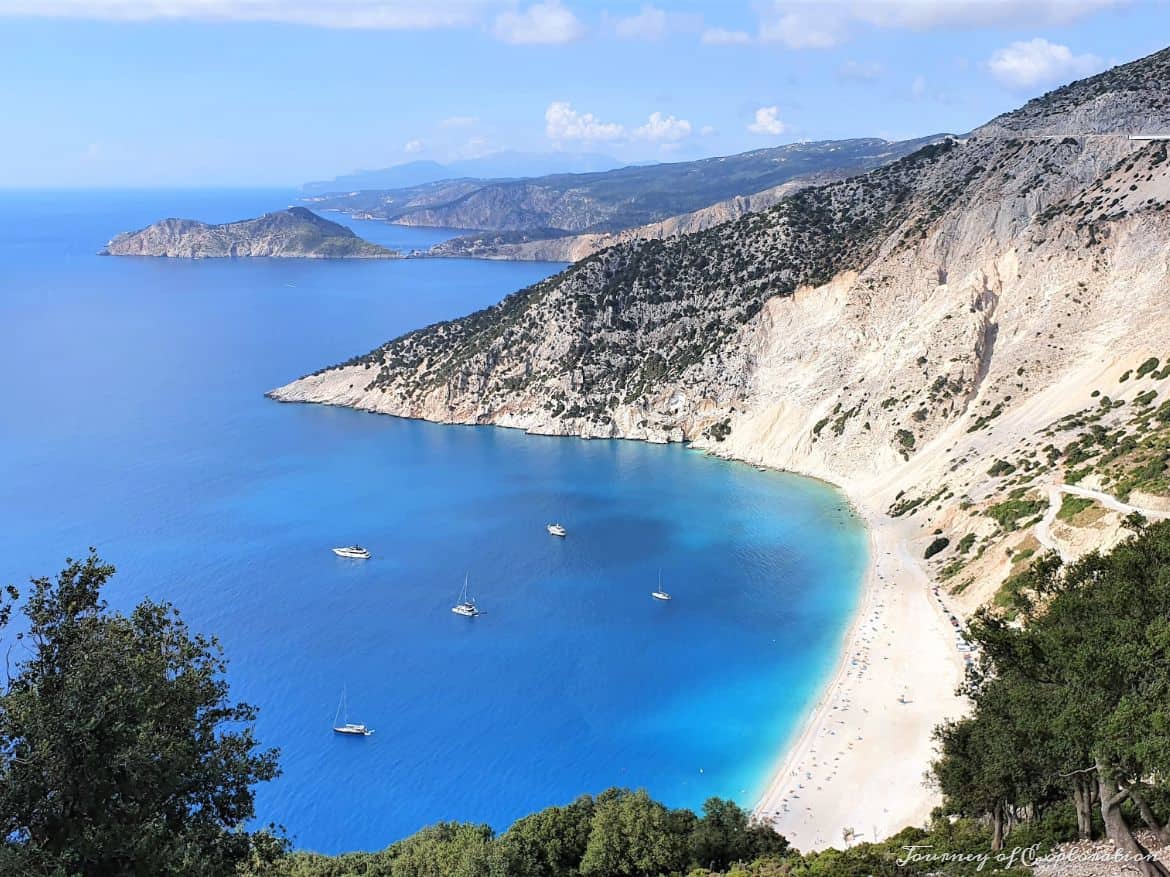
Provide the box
[753,502,968,851]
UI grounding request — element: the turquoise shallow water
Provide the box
[0,190,867,853]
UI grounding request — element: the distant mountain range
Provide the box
[302,137,945,238]
[302,151,628,195]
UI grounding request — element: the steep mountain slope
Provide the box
[977,45,1170,135]
[103,207,398,259]
[425,171,849,262]
[305,137,942,235]
[273,47,1170,596]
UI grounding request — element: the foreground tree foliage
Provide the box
[0,551,283,876]
[932,518,1170,877]
[251,814,1046,877]
[251,792,790,877]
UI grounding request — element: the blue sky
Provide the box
[1,0,1167,187]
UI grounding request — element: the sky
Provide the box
[0,0,1167,187]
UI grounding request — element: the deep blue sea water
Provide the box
[0,189,866,853]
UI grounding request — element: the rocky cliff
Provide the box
[272,47,1170,609]
[103,207,398,259]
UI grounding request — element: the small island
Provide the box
[102,207,399,259]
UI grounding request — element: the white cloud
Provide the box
[758,8,846,48]
[911,74,928,97]
[634,111,692,142]
[743,1,1123,50]
[838,59,884,81]
[850,0,1123,30]
[0,0,493,29]
[700,125,717,136]
[611,4,667,39]
[545,101,625,142]
[440,115,480,128]
[701,26,752,45]
[493,0,584,44]
[403,139,425,153]
[987,38,1105,89]
[747,106,787,136]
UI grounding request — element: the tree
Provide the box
[382,822,495,877]
[0,551,282,876]
[690,798,789,870]
[578,789,690,877]
[941,523,1170,877]
[496,794,596,877]
[931,678,1064,849]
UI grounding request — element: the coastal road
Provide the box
[1034,482,1169,563]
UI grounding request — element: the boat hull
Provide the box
[333,727,373,736]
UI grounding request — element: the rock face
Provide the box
[103,207,398,259]
[272,47,1170,605]
[306,136,943,236]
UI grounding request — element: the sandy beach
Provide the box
[754,501,968,851]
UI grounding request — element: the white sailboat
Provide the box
[652,571,672,601]
[332,688,373,736]
[452,573,480,617]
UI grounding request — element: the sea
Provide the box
[0,189,867,854]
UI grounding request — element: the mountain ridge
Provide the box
[302,151,628,195]
[423,170,855,262]
[305,136,944,237]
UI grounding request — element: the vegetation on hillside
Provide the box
[981,46,1170,133]
[931,518,1170,877]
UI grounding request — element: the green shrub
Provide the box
[1056,494,1094,521]
[986,497,1047,531]
[987,459,1016,476]
[924,536,950,558]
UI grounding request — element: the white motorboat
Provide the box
[332,545,370,559]
[332,688,373,736]
[547,523,567,537]
[452,573,480,617]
